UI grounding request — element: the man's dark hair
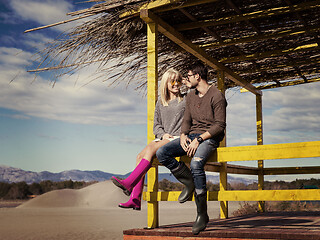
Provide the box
[188,63,208,81]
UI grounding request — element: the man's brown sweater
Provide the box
[180,86,227,141]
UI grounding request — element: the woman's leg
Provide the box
[116,139,170,210]
[136,139,170,164]
[118,176,145,210]
[156,138,194,203]
[112,139,170,196]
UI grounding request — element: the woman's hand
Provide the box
[180,134,191,152]
[162,133,173,140]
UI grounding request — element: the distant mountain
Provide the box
[0,165,115,184]
[0,165,255,184]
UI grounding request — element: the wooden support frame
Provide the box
[217,70,228,219]
[174,0,320,31]
[138,1,320,227]
[143,140,320,203]
[140,9,261,96]
[200,25,320,49]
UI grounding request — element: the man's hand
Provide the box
[186,139,199,157]
[180,134,191,152]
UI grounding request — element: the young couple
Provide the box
[112,63,227,235]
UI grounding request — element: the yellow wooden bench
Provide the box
[144,140,320,228]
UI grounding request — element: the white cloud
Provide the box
[225,82,320,146]
[0,47,32,66]
[262,83,320,143]
[10,0,76,32]
[22,33,54,51]
[226,89,257,146]
[0,47,147,126]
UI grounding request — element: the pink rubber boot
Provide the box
[111,158,151,196]
[118,177,144,210]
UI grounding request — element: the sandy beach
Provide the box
[0,181,240,240]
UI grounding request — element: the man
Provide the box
[156,63,227,235]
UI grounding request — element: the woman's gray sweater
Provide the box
[153,97,186,139]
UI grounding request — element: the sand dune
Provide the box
[19,180,135,209]
[1,180,240,240]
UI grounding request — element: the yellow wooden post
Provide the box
[256,94,265,212]
[146,20,159,229]
[217,70,228,219]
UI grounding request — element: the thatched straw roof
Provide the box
[26,0,320,92]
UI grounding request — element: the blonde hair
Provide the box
[160,68,183,106]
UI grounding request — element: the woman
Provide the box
[112,68,186,210]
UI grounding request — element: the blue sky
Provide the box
[0,0,319,181]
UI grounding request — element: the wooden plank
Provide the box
[120,0,219,18]
[144,189,320,202]
[256,94,265,212]
[237,58,320,74]
[212,141,320,163]
[140,9,262,95]
[264,166,320,175]
[175,0,320,31]
[219,43,319,63]
[205,162,259,175]
[205,163,320,175]
[226,164,258,175]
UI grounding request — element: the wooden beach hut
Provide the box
[26,0,320,239]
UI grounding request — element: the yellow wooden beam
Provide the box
[219,43,319,63]
[175,0,320,31]
[240,77,320,92]
[140,9,262,95]
[146,21,159,229]
[211,141,320,163]
[200,25,320,49]
[146,23,158,143]
[219,189,320,201]
[120,0,219,18]
[144,189,320,202]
